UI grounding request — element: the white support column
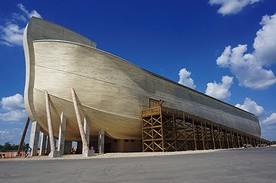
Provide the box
[83,115,90,152]
[71,88,93,157]
[83,115,94,156]
[98,129,105,154]
[45,91,60,158]
[58,112,67,155]
[39,132,47,156]
[29,121,40,156]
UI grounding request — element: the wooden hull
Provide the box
[23,18,261,141]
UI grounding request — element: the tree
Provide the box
[0,142,21,152]
[0,142,12,152]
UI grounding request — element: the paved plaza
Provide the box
[0,147,275,183]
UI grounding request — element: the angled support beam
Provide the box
[84,115,91,146]
[39,132,47,155]
[17,117,30,156]
[58,112,67,155]
[71,88,93,157]
[45,91,60,157]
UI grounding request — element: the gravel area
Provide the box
[2,148,223,161]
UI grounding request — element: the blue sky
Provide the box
[0,0,276,144]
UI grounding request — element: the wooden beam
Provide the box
[237,132,240,148]
[218,127,222,149]
[17,117,30,156]
[211,124,216,149]
[201,121,205,150]
[192,118,197,150]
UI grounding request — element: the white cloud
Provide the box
[235,98,264,116]
[0,3,42,46]
[17,3,42,20]
[0,24,25,46]
[1,93,25,110]
[254,14,276,66]
[0,110,27,122]
[217,14,276,89]
[0,94,27,122]
[209,0,261,16]
[205,75,233,100]
[0,128,23,145]
[262,113,276,125]
[216,46,231,67]
[178,68,196,89]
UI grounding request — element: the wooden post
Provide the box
[226,129,229,148]
[160,113,164,152]
[231,130,234,148]
[241,134,244,146]
[17,117,30,156]
[201,121,205,150]
[211,124,215,149]
[218,127,222,149]
[192,119,197,150]
[204,122,208,149]
[151,115,154,151]
[183,113,187,151]
[71,88,89,152]
[173,112,177,150]
[237,132,240,148]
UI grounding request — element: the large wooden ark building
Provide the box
[23,18,269,157]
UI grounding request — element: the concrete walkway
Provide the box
[0,147,275,183]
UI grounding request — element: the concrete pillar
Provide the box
[39,132,47,155]
[29,121,40,156]
[64,141,72,154]
[98,129,105,154]
[82,115,94,156]
[83,116,90,152]
[57,112,67,155]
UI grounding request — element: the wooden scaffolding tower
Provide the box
[142,103,270,152]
